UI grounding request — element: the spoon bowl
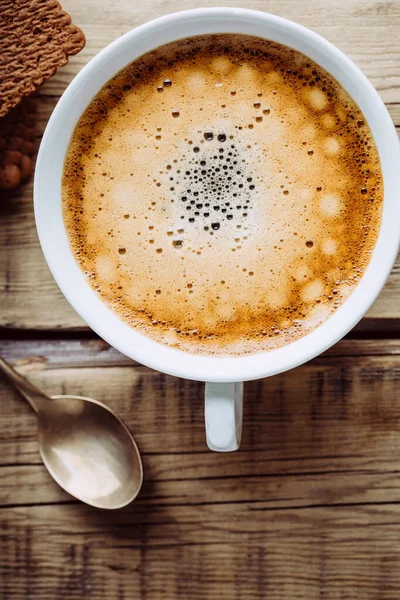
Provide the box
[39,395,143,509]
[0,357,143,509]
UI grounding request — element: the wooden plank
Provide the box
[3,463,400,509]
[0,173,84,330]
[1,502,400,599]
[2,2,400,598]
[45,0,400,103]
[1,336,400,371]
[1,338,400,468]
[3,340,400,598]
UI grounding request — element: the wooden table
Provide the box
[1,0,400,598]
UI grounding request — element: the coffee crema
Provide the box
[63,34,383,356]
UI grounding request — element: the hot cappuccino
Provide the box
[63,34,383,355]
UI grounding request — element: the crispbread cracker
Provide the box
[0,0,85,117]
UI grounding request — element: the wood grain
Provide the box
[1,337,400,598]
[2,503,400,600]
[0,337,399,467]
[3,463,400,508]
[1,1,400,598]
[44,0,400,103]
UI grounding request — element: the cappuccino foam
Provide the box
[63,34,383,355]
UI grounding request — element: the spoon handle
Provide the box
[0,356,50,413]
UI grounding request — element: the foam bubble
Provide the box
[267,290,285,309]
[95,255,115,283]
[185,73,206,92]
[324,137,340,155]
[295,265,312,282]
[215,302,236,320]
[212,57,232,74]
[322,238,337,255]
[320,194,341,217]
[308,89,328,111]
[308,303,330,323]
[236,64,257,84]
[302,280,324,303]
[320,114,336,129]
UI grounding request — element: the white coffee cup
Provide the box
[34,8,400,452]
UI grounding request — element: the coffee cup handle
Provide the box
[204,382,243,452]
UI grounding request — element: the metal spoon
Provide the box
[0,356,143,509]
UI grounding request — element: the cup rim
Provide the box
[34,7,400,382]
